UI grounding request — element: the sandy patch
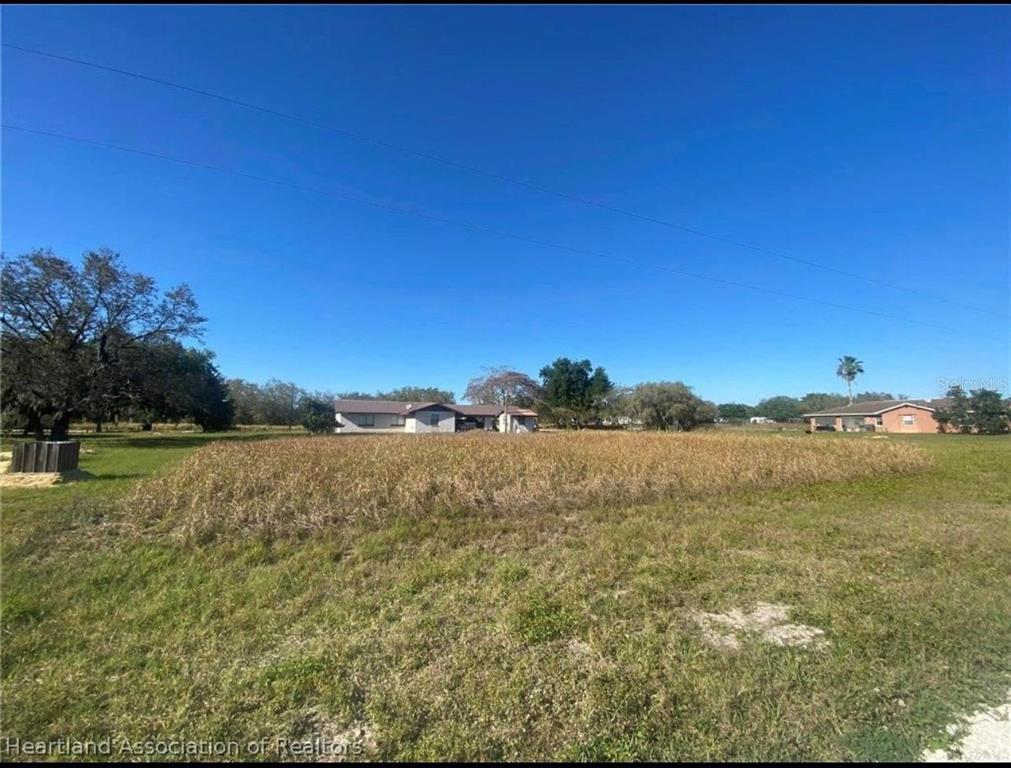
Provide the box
[690,602,828,651]
[567,639,592,657]
[1,472,63,488]
[922,690,1010,762]
[292,709,376,762]
[320,722,376,763]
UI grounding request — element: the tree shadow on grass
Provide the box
[61,469,99,482]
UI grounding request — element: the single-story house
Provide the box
[803,399,950,433]
[333,399,537,434]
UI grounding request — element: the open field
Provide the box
[2,430,1009,761]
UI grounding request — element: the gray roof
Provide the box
[333,399,537,417]
[803,399,937,417]
[333,399,432,415]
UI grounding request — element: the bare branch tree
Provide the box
[464,367,541,407]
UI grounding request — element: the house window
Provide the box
[391,414,405,427]
[875,416,884,426]
[429,413,440,427]
[359,413,375,427]
[902,414,916,426]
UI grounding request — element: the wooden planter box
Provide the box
[9,441,81,473]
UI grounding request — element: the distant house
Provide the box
[333,400,537,434]
[749,416,774,424]
[803,399,950,433]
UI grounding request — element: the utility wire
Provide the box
[4,41,1003,318]
[5,123,1000,343]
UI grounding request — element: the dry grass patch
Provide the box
[126,432,930,539]
[0,469,92,489]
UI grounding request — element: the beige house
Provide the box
[804,399,947,433]
[334,400,537,434]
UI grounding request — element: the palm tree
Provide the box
[836,356,865,405]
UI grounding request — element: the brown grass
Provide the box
[125,432,931,540]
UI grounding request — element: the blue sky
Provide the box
[3,5,1008,403]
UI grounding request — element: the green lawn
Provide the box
[2,431,1009,761]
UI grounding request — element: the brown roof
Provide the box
[803,399,937,417]
[454,404,538,417]
[502,407,538,417]
[452,404,538,417]
[452,404,503,417]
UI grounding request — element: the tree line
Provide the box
[225,382,456,429]
[0,249,877,437]
[719,391,902,423]
[462,361,717,431]
[231,360,720,433]
[718,388,1008,434]
[6,250,1004,438]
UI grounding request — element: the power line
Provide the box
[4,41,1002,318]
[5,123,1000,343]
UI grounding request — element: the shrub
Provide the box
[300,399,334,435]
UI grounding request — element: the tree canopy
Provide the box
[854,391,896,402]
[227,379,305,427]
[935,386,1009,435]
[1,248,214,438]
[464,368,541,407]
[380,386,455,404]
[623,382,717,431]
[717,403,751,420]
[796,393,849,414]
[538,358,613,427]
[326,386,455,404]
[301,398,335,434]
[118,343,232,431]
[754,395,803,422]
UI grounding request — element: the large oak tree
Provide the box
[1,248,205,439]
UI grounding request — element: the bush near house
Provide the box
[934,386,1009,435]
[300,399,335,435]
